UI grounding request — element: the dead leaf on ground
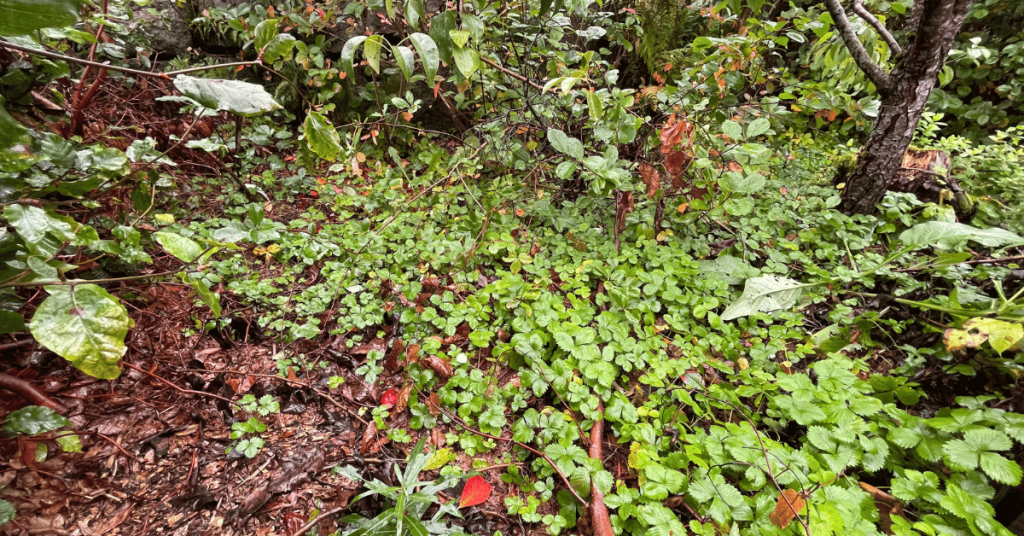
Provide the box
[769,489,805,529]
[420,355,453,378]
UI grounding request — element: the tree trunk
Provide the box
[837,0,975,215]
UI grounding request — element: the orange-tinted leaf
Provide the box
[459,475,492,508]
[515,208,525,217]
[769,489,805,529]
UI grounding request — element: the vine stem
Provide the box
[411,383,590,507]
[0,41,260,79]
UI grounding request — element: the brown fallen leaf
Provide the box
[769,489,805,529]
[420,355,453,378]
[384,338,405,371]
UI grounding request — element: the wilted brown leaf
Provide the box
[638,162,660,199]
[351,338,387,355]
[421,355,453,378]
[769,489,805,529]
[384,339,405,371]
[406,343,421,363]
[427,392,442,416]
[615,190,634,234]
[394,384,413,413]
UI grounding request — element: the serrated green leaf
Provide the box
[980,452,1022,485]
[29,284,133,380]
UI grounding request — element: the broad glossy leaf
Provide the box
[404,0,425,30]
[154,231,203,263]
[720,171,765,194]
[254,18,279,50]
[721,275,809,320]
[303,111,341,161]
[0,0,80,36]
[341,36,368,80]
[3,203,92,258]
[393,45,415,81]
[452,46,478,77]
[262,34,296,63]
[449,29,470,48]
[364,35,384,74]
[409,33,440,82]
[427,13,456,65]
[29,284,134,380]
[2,406,70,435]
[173,75,281,117]
[721,120,742,141]
[547,129,584,161]
[900,221,1024,248]
[459,475,492,508]
[746,117,771,138]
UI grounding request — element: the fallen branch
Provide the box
[0,373,65,413]
[0,41,260,80]
[589,399,614,536]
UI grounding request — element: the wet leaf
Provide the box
[459,475,492,508]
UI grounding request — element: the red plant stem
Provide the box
[0,373,65,413]
[589,399,614,536]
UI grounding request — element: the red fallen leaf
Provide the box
[459,475,492,508]
[381,389,399,408]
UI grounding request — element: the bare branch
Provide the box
[822,0,894,94]
[851,0,903,55]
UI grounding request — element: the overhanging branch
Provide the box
[851,0,903,55]
[822,0,894,95]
